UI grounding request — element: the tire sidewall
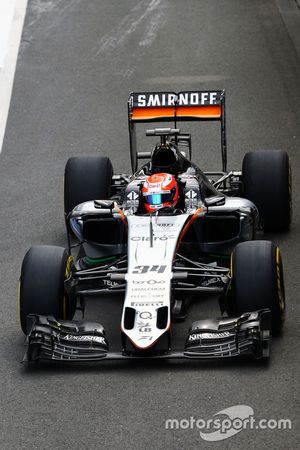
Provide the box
[19,246,71,333]
[230,241,285,334]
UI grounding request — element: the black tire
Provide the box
[64,155,113,216]
[19,246,75,334]
[242,150,292,231]
[229,240,285,334]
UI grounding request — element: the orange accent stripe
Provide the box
[131,105,221,121]
[132,107,175,120]
[177,105,221,118]
[116,208,127,227]
[176,208,204,253]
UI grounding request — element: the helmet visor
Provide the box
[144,192,174,205]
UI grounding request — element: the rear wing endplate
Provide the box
[128,90,227,173]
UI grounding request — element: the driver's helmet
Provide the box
[142,173,179,213]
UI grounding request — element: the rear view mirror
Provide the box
[204,196,226,207]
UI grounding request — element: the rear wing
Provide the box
[128,90,227,173]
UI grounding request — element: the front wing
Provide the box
[23,310,270,363]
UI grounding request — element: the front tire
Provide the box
[19,246,75,334]
[229,240,285,334]
[64,155,113,216]
[242,150,292,231]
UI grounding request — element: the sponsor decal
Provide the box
[130,287,166,292]
[137,321,152,334]
[130,235,175,241]
[139,311,152,319]
[138,336,153,341]
[132,222,179,229]
[189,331,232,341]
[127,191,139,201]
[156,223,175,227]
[185,189,197,199]
[130,301,164,307]
[63,335,106,345]
[133,91,222,108]
[102,279,119,287]
[132,279,166,285]
[129,294,165,299]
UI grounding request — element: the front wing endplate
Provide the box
[184,309,271,359]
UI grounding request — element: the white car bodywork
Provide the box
[122,213,190,349]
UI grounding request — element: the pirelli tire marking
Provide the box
[275,247,285,320]
[288,157,292,223]
[63,255,73,320]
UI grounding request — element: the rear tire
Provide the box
[64,155,113,216]
[242,150,292,231]
[19,246,75,334]
[229,240,285,334]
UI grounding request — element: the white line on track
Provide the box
[0,0,28,153]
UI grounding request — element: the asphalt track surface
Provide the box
[0,0,300,449]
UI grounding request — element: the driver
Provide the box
[142,173,179,213]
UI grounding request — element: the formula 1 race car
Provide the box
[19,90,291,363]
